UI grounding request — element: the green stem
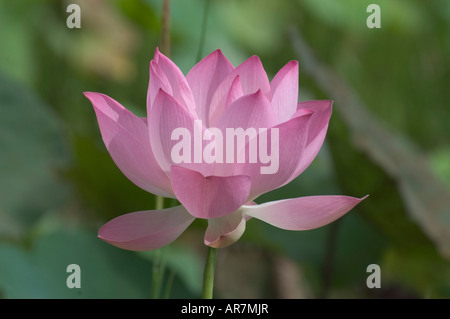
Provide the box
[152,196,165,298]
[156,195,164,210]
[196,0,211,62]
[202,246,218,299]
[163,270,176,299]
[152,249,163,298]
[319,219,341,298]
[160,0,171,57]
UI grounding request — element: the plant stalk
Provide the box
[202,246,218,299]
[152,195,165,298]
[196,0,211,62]
[160,0,171,57]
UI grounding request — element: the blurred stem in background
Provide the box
[160,0,171,57]
[156,196,165,210]
[319,220,341,298]
[152,196,166,298]
[196,0,211,62]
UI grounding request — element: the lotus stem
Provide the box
[202,246,218,299]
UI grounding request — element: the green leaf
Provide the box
[0,71,69,239]
[0,229,149,298]
[0,228,196,299]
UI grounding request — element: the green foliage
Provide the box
[66,136,158,220]
[0,228,195,298]
[139,245,203,296]
[0,71,69,239]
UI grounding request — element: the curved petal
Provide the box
[243,195,368,230]
[98,206,195,251]
[204,209,247,248]
[84,92,173,197]
[149,89,212,176]
[186,49,234,125]
[291,100,333,178]
[147,60,172,112]
[216,90,276,131]
[153,48,196,113]
[209,55,271,127]
[170,166,252,219]
[225,75,244,111]
[235,111,313,200]
[235,55,270,95]
[269,61,299,124]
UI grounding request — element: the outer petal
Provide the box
[209,55,271,127]
[235,111,313,200]
[84,92,173,197]
[269,61,299,124]
[243,195,368,230]
[186,49,234,125]
[291,100,333,178]
[170,166,252,219]
[98,206,195,251]
[149,89,211,176]
[204,209,247,248]
[147,60,172,112]
[153,48,196,113]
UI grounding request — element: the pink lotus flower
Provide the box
[84,48,366,250]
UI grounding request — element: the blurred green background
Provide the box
[0,0,449,299]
